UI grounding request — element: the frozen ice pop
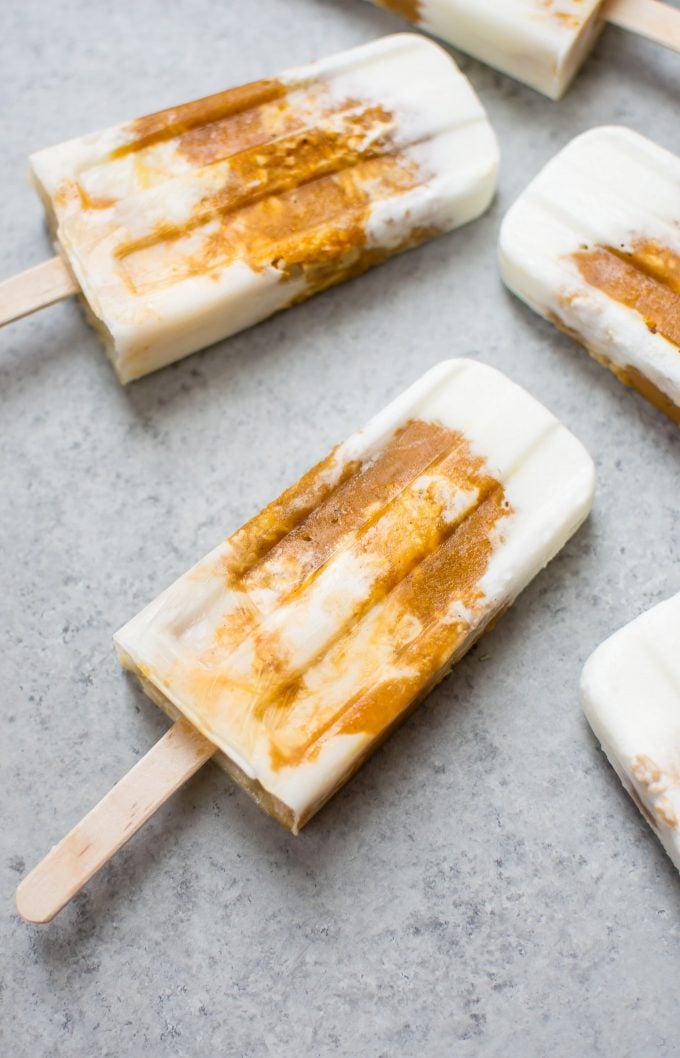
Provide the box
[0,34,499,382]
[499,126,680,425]
[581,593,680,874]
[114,358,594,832]
[368,0,680,99]
[16,359,594,921]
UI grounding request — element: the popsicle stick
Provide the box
[0,255,80,327]
[16,718,215,924]
[604,0,680,51]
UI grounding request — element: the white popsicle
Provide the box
[16,359,595,922]
[18,34,499,382]
[368,0,680,99]
[115,358,595,834]
[499,126,680,426]
[581,593,680,874]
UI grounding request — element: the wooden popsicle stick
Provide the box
[0,255,80,327]
[16,718,215,924]
[603,0,680,51]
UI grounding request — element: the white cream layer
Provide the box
[581,593,680,874]
[115,359,594,831]
[29,34,498,382]
[369,0,603,99]
[499,126,680,415]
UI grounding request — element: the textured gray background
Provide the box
[1,1,679,1055]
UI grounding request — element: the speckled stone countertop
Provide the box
[1,2,679,1056]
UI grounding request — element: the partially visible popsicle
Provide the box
[368,0,680,99]
[581,593,680,874]
[499,126,680,425]
[0,34,499,382]
[16,359,595,922]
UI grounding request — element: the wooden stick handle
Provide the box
[16,718,215,924]
[604,0,680,51]
[0,255,80,327]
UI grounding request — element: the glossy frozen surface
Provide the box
[29,34,498,381]
[500,127,680,424]
[582,593,680,873]
[370,0,603,98]
[115,360,593,831]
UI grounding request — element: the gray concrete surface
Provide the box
[1,2,679,1055]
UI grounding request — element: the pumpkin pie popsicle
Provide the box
[17,359,594,921]
[499,127,680,425]
[0,34,499,382]
[368,1,680,99]
[581,593,680,874]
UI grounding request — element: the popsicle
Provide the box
[16,359,595,922]
[368,0,680,99]
[581,593,680,874]
[499,126,680,425]
[0,34,499,383]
